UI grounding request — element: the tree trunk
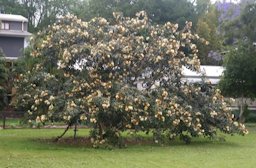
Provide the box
[2,110,6,129]
[54,123,72,142]
[98,122,104,140]
[239,95,244,123]
[73,123,78,140]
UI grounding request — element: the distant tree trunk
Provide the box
[2,110,6,129]
[239,94,244,123]
[73,122,78,140]
[98,122,104,140]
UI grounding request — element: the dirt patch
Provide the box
[36,136,155,148]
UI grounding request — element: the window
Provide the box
[1,22,10,30]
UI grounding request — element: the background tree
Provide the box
[74,0,198,27]
[0,0,77,33]
[0,0,26,15]
[219,43,256,121]
[217,0,255,46]
[0,50,7,108]
[195,4,223,65]
[240,3,256,43]
[217,1,256,121]
[0,50,8,128]
[194,0,211,16]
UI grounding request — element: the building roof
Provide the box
[2,57,18,60]
[0,14,28,22]
[0,30,31,37]
[182,65,225,84]
[183,65,224,78]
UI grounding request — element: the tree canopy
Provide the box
[219,43,256,99]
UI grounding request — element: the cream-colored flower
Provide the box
[210,111,217,118]
[36,116,41,123]
[49,104,54,111]
[80,115,87,121]
[35,99,40,105]
[40,115,46,122]
[44,100,50,105]
[90,118,97,123]
[102,101,110,109]
[49,96,55,101]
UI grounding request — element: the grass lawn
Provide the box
[0,125,256,168]
[0,118,66,128]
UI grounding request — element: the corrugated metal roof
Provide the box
[182,66,224,84]
[182,65,224,78]
[0,14,28,22]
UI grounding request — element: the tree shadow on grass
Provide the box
[30,134,242,150]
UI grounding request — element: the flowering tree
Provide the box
[15,12,248,146]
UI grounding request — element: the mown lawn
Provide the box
[0,125,256,168]
[0,118,66,128]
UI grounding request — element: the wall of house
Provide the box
[9,21,22,31]
[1,21,27,31]
[23,22,28,31]
[0,36,24,57]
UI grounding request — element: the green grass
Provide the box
[0,118,66,128]
[0,126,256,168]
[0,118,22,128]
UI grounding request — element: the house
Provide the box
[0,14,31,115]
[0,14,31,59]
